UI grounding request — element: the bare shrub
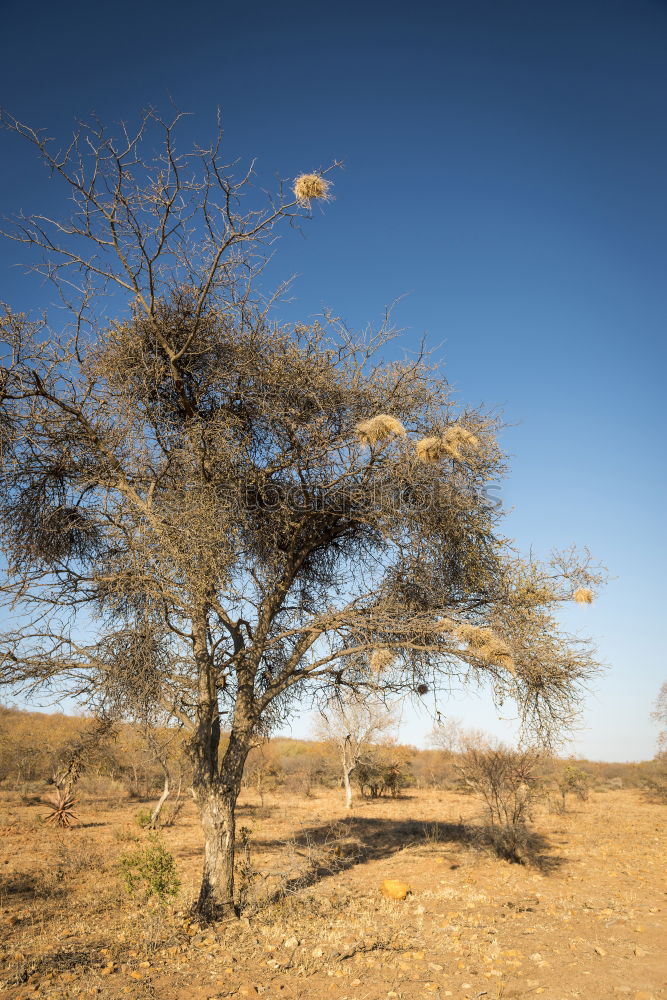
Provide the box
[355,746,407,798]
[641,758,667,803]
[236,824,260,911]
[457,741,542,863]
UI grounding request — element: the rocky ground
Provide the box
[1,786,665,1000]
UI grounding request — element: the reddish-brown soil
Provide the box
[1,787,665,1000]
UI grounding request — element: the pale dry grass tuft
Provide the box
[415,436,448,464]
[369,648,395,673]
[455,623,492,649]
[293,173,331,204]
[573,587,594,605]
[433,616,457,633]
[355,414,406,447]
[442,423,480,461]
[455,623,515,674]
[415,424,479,464]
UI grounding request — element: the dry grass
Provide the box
[455,623,515,673]
[415,424,480,465]
[574,586,594,604]
[433,616,457,633]
[293,173,331,203]
[442,423,480,460]
[0,785,665,999]
[355,414,406,447]
[369,648,395,673]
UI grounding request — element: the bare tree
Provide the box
[51,715,116,799]
[314,695,398,808]
[430,717,466,755]
[142,721,185,828]
[0,110,604,918]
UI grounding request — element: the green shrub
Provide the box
[135,808,153,828]
[118,836,180,902]
[557,764,590,809]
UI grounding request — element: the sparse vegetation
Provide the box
[0,753,664,999]
[42,789,78,827]
[557,762,591,810]
[455,740,542,863]
[118,835,181,902]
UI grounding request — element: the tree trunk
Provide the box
[343,765,353,809]
[149,770,170,829]
[192,728,252,920]
[195,785,238,917]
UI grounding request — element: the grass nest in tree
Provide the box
[415,436,449,464]
[369,648,395,673]
[293,173,331,204]
[442,424,480,460]
[455,623,515,674]
[415,424,480,464]
[573,587,594,605]
[356,414,406,447]
[434,616,458,633]
[518,584,552,606]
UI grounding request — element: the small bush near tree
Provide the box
[557,763,590,810]
[118,836,180,902]
[135,808,153,828]
[457,741,542,863]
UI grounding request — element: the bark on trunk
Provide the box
[192,728,252,919]
[343,766,353,809]
[196,787,237,917]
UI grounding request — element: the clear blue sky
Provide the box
[1,0,665,760]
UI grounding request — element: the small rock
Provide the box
[530,952,543,962]
[283,936,299,949]
[594,946,606,957]
[633,946,647,957]
[380,879,411,900]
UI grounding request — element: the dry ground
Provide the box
[0,786,665,1000]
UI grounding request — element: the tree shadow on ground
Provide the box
[5,945,110,987]
[250,815,566,904]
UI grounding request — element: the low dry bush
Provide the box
[457,742,542,863]
[247,820,356,913]
[642,758,667,802]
